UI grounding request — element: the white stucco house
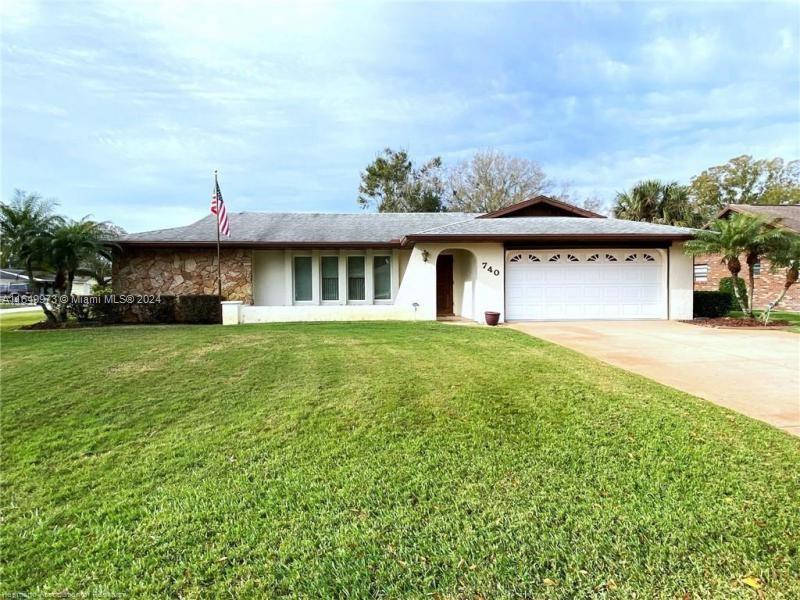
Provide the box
[113,196,696,325]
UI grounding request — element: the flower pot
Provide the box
[484,311,500,326]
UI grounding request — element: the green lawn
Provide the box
[2,316,799,598]
[728,310,800,333]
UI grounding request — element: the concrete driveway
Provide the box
[510,320,800,437]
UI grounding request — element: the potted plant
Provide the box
[484,311,500,326]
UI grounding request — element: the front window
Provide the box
[293,256,312,301]
[373,255,391,300]
[753,261,761,276]
[694,264,708,283]
[347,256,365,301]
[321,256,339,301]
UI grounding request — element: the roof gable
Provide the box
[717,204,800,233]
[477,195,605,219]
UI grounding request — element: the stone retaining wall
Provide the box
[113,247,253,303]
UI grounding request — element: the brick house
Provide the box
[693,204,800,312]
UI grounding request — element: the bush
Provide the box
[91,284,113,295]
[64,293,220,325]
[719,276,748,310]
[89,296,123,324]
[67,298,92,322]
[138,295,176,323]
[694,291,733,318]
[177,295,221,324]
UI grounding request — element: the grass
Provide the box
[728,310,800,333]
[0,310,45,329]
[1,317,799,598]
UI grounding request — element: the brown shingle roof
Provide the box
[722,204,800,233]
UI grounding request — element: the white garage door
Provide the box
[505,249,667,320]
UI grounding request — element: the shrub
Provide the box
[694,291,733,318]
[89,296,123,324]
[719,276,748,310]
[65,293,219,325]
[139,295,176,324]
[91,284,113,295]
[177,295,221,324]
[67,297,92,322]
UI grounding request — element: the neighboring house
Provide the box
[0,269,96,296]
[113,196,696,324]
[70,276,97,295]
[0,268,54,296]
[693,204,800,312]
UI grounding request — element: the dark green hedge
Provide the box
[719,277,748,311]
[694,291,733,318]
[73,294,220,325]
[177,295,222,324]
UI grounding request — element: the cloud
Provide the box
[0,0,40,33]
[640,31,720,82]
[1,0,798,231]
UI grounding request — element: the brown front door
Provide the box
[436,254,454,316]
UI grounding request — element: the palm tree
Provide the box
[47,218,115,321]
[0,190,61,291]
[740,220,792,313]
[74,222,123,289]
[613,179,663,222]
[761,233,800,324]
[684,214,766,317]
[613,180,700,227]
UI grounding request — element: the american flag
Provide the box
[211,174,230,237]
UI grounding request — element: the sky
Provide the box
[2,0,799,233]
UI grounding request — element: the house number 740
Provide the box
[482,262,500,276]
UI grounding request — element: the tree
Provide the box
[358,148,445,212]
[613,180,699,226]
[446,150,553,213]
[739,221,792,314]
[47,218,115,321]
[82,223,125,287]
[684,214,770,318]
[761,233,800,324]
[0,190,62,321]
[613,179,663,222]
[689,155,800,220]
[578,196,607,216]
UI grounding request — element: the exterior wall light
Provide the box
[421,249,430,262]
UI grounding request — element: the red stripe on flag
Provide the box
[211,179,230,236]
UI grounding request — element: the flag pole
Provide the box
[215,170,222,299]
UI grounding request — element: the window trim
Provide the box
[346,254,368,304]
[293,254,314,304]
[372,254,393,304]
[319,255,340,304]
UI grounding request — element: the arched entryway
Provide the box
[436,249,478,320]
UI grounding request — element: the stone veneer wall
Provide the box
[113,247,253,303]
[693,253,799,312]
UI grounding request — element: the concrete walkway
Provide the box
[510,320,800,437]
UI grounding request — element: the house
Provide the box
[0,269,38,296]
[693,204,800,312]
[112,196,696,325]
[0,269,96,297]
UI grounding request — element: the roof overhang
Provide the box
[401,233,693,245]
[114,240,404,250]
